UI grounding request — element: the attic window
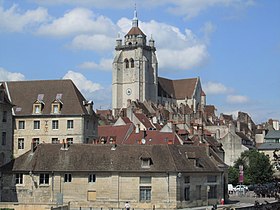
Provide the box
[141,158,152,168]
[51,100,63,114]
[33,101,44,114]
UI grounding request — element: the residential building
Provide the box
[3,79,98,158]
[0,83,13,165]
[0,144,227,209]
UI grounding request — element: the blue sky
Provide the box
[0,0,279,124]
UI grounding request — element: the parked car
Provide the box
[228,184,234,194]
[233,184,248,193]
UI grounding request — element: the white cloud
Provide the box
[31,0,255,19]
[69,34,115,51]
[0,67,25,81]
[37,8,118,37]
[226,95,249,104]
[203,82,232,95]
[62,70,102,93]
[62,70,111,109]
[78,58,112,71]
[158,45,208,70]
[0,4,49,32]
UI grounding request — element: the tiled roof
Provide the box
[126,27,146,36]
[258,143,280,150]
[125,130,181,145]
[158,77,198,100]
[204,105,216,116]
[3,80,89,116]
[265,130,280,139]
[98,124,134,144]
[134,113,154,129]
[0,144,223,173]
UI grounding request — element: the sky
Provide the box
[0,0,279,124]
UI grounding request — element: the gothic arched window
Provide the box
[124,59,129,68]
[130,58,134,68]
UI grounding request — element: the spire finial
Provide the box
[132,3,138,27]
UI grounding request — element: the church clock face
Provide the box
[126,88,132,95]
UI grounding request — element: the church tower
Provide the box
[112,9,158,116]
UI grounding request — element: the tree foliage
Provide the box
[229,149,274,185]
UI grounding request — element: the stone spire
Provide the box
[132,4,138,27]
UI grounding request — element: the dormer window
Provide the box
[141,157,152,168]
[33,101,44,114]
[51,101,62,114]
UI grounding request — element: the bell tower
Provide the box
[112,9,158,116]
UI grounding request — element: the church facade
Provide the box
[112,10,204,116]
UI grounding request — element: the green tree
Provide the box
[228,166,239,186]
[229,149,273,185]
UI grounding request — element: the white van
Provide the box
[228,184,234,194]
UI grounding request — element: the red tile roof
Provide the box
[134,113,154,129]
[126,27,146,36]
[125,130,181,145]
[98,124,134,144]
[158,77,199,100]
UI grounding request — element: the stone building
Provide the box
[0,144,227,209]
[2,79,98,158]
[112,10,204,117]
[0,83,13,166]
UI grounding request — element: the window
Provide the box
[52,120,59,129]
[33,101,44,114]
[15,173,23,184]
[18,138,24,149]
[130,58,134,68]
[64,173,72,182]
[52,138,59,144]
[2,111,7,122]
[184,187,190,201]
[67,138,73,145]
[53,104,59,113]
[33,138,40,146]
[2,132,6,145]
[86,120,89,129]
[196,185,201,200]
[124,59,129,68]
[140,186,151,202]
[88,174,96,183]
[141,158,152,168]
[140,176,151,184]
[207,175,217,183]
[51,101,62,114]
[39,173,49,185]
[34,120,40,129]
[87,191,96,201]
[208,185,217,199]
[184,176,190,183]
[18,121,25,129]
[67,120,74,129]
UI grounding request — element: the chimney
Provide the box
[236,121,240,132]
[31,139,37,153]
[136,124,140,133]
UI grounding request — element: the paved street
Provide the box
[183,192,279,210]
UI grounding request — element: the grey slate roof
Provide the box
[3,79,89,116]
[265,130,280,139]
[258,143,280,150]
[0,144,224,173]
